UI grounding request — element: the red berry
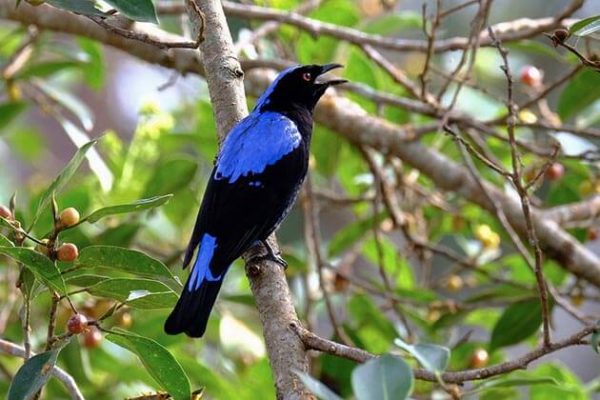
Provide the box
[83,327,102,348]
[67,314,88,334]
[58,207,80,228]
[588,229,598,241]
[520,65,543,88]
[545,163,565,181]
[57,243,78,262]
[469,348,489,368]
[0,205,12,220]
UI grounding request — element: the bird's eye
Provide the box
[302,72,312,81]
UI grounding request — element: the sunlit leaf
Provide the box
[351,354,414,400]
[106,329,191,400]
[569,15,600,37]
[84,194,173,223]
[77,246,176,281]
[86,278,177,309]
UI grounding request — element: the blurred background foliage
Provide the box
[1,0,600,399]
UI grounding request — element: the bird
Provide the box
[164,64,346,337]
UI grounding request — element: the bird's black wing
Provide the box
[166,112,308,337]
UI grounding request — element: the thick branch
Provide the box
[0,1,204,75]
[189,1,312,399]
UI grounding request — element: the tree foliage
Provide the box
[1,0,599,399]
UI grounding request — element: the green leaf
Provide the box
[557,69,600,121]
[394,338,450,373]
[77,245,175,280]
[33,140,97,225]
[46,0,107,16]
[351,354,414,400]
[14,61,81,80]
[8,349,59,400]
[0,101,27,130]
[84,195,173,223]
[295,371,343,400]
[77,38,105,89]
[328,212,385,257]
[105,329,191,400]
[0,247,66,294]
[143,158,198,197]
[480,377,559,390]
[489,298,542,352]
[0,233,14,247]
[363,12,422,35]
[86,278,177,309]
[65,274,110,287]
[103,0,158,23]
[569,15,600,37]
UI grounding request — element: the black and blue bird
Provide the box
[165,64,346,337]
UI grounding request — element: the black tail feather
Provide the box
[164,279,223,338]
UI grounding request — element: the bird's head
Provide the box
[254,64,347,113]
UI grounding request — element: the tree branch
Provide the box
[291,323,597,384]
[187,1,312,399]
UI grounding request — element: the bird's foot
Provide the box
[248,240,288,269]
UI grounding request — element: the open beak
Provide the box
[316,63,347,86]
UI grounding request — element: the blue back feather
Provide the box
[215,111,301,183]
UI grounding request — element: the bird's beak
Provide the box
[317,64,347,86]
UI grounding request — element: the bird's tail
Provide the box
[164,234,224,338]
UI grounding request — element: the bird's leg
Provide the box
[262,240,288,269]
[247,240,288,269]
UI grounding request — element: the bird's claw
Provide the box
[247,240,288,269]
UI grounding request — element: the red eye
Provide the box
[302,72,312,81]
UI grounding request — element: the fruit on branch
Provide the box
[545,162,565,181]
[57,243,79,262]
[588,228,598,241]
[0,205,12,220]
[58,207,80,228]
[474,224,500,250]
[83,327,102,348]
[115,310,133,328]
[520,65,543,88]
[469,348,489,368]
[67,314,89,334]
[446,275,464,292]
